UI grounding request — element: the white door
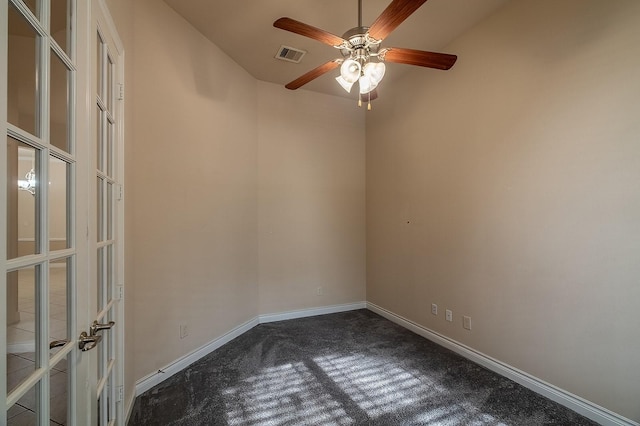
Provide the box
[90,2,125,425]
[1,0,124,424]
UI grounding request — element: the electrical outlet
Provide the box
[463,316,472,330]
[446,309,453,322]
[180,323,189,339]
[431,303,438,315]
[316,286,323,296]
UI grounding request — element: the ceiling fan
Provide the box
[273,0,457,109]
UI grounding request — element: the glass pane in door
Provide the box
[50,50,71,153]
[97,247,104,310]
[96,33,104,102]
[106,120,113,177]
[6,266,39,395]
[51,0,70,55]
[106,55,114,112]
[7,137,39,259]
[96,106,103,172]
[106,246,113,302]
[8,2,39,137]
[49,258,70,351]
[97,177,104,242]
[106,183,113,241]
[7,382,41,425]
[22,0,38,18]
[49,156,69,251]
[50,355,69,425]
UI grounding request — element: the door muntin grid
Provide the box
[4,0,77,424]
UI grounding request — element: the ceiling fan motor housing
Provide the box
[340,26,381,62]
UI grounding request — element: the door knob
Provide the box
[90,320,115,336]
[78,331,102,351]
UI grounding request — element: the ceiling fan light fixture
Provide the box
[335,75,355,93]
[340,58,361,83]
[274,0,457,104]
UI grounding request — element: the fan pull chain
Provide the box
[357,94,373,110]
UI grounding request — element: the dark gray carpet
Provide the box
[129,309,598,425]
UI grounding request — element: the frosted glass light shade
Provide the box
[335,75,355,93]
[359,74,378,94]
[340,59,361,84]
[363,62,386,85]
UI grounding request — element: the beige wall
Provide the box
[257,82,366,314]
[366,0,640,422]
[129,0,259,380]
[126,0,368,379]
[104,0,367,409]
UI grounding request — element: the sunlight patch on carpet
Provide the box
[222,362,354,425]
[313,353,444,418]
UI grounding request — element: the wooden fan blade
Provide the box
[274,17,346,47]
[285,61,340,90]
[384,48,457,70]
[368,0,429,41]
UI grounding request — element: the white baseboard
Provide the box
[135,316,259,396]
[259,302,367,323]
[366,302,638,426]
[134,302,366,397]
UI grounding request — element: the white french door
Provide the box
[90,2,124,424]
[1,0,124,424]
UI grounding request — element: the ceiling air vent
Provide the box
[275,45,306,63]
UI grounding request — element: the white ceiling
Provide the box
[163,0,510,99]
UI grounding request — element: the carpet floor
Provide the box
[128,309,598,425]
